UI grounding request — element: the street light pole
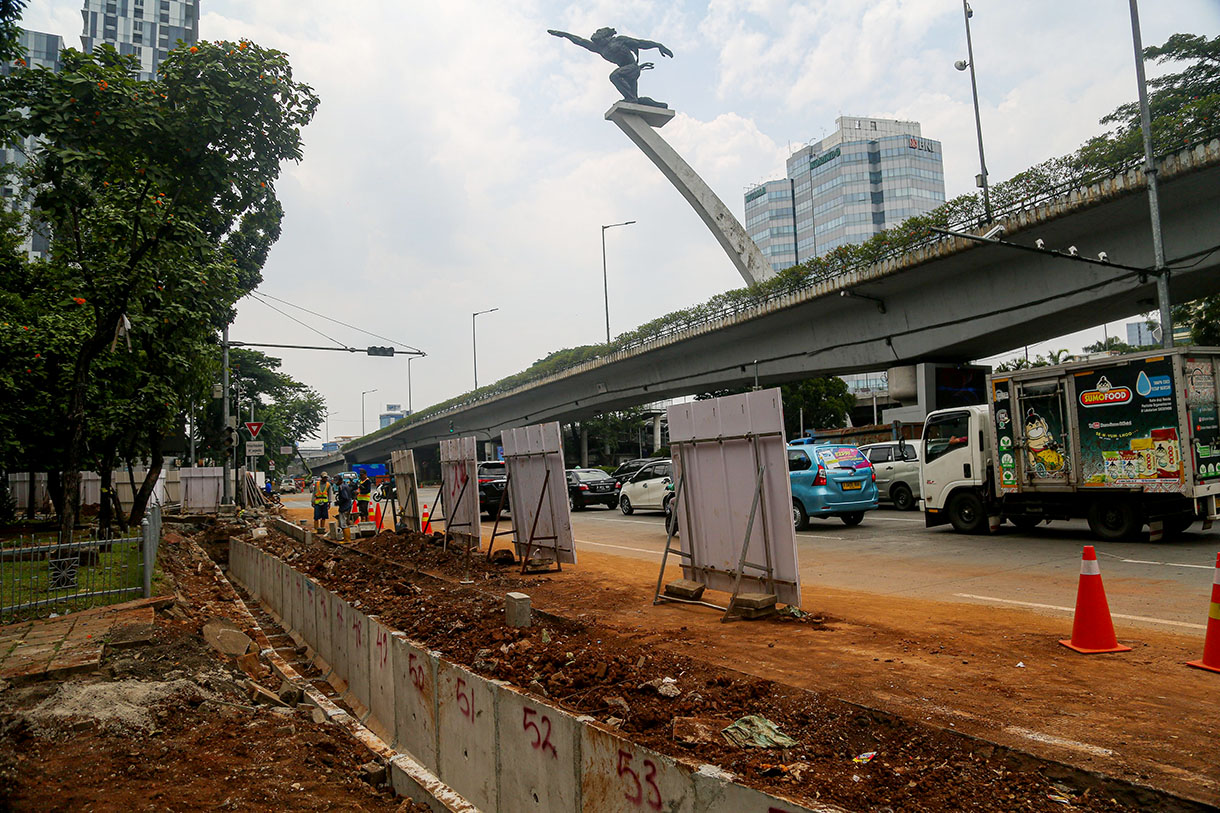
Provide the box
[472,308,498,389]
[1128,0,1172,348]
[955,1,992,222]
[221,325,232,505]
[601,220,636,344]
[361,389,378,436]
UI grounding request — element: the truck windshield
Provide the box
[925,412,970,463]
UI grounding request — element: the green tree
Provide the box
[0,0,25,63]
[696,376,855,439]
[197,348,325,477]
[1082,336,1140,354]
[0,40,318,538]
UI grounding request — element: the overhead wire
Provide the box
[250,290,424,354]
[246,294,352,350]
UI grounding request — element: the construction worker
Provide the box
[312,473,332,532]
[336,475,355,542]
[357,469,373,521]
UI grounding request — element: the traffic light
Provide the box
[366,346,395,357]
[223,425,238,450]
[448,420,454,434]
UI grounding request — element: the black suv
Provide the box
[566,468,618,510]
[610,458,654,486]
[476,461,510,518]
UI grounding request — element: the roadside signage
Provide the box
[268,460,276,470]
[246,441,265,457]
[279,445,294,455]
[245,421,265,438]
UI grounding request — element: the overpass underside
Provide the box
[347,142,1220,463]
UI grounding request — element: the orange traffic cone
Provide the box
[1187,552,1220,674]
[421,504,431,534]
[374,501,383,531]
[1060,545,1132,654]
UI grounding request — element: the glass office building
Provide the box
[81,0,200,81]
[1,29,66,259]
[745,117,946,274]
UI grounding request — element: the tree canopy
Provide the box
[0,38,319,535]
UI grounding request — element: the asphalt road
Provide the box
[410,487,1217,633]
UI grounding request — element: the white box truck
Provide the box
[921,347,1220,540]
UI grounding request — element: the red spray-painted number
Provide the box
[456,678,474,723]
[616,749,662,810]
[407,653,426,693]
[522,707,558,759]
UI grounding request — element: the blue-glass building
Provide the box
[745,117,946,274]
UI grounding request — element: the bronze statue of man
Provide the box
[548,27,674,108]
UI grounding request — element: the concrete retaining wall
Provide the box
[228,539,833,813]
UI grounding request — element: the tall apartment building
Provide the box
[745,116,947,274]
[1,29,66,259]
[81,0,200,81]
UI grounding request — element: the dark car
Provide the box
[477,461,510,518]
[611,458,654,486]
[566,468,618,510]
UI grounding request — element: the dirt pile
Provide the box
[246,525,1171,812]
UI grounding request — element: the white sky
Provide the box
[20,0,1220,443]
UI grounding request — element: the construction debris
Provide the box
[721,714,798,749]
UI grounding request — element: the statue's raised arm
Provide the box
[547,29,597,52]
[547,26,674,109]
[621,36,674,59]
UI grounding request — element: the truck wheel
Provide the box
[1087,498,1138,541]
[890,483,915,511]
[948,491,987,534]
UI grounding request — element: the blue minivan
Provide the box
[788,444,878,530]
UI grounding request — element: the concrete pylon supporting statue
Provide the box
[549,26,772,285]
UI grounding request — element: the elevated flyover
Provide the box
[346,139,1220,464]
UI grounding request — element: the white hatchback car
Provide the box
[857,440,921,511]
[618,459,673,514]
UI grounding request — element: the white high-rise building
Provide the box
[80,0,200,81]
[745,116,947,274]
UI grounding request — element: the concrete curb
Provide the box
[202,534,475,813]
[231,537,844,813]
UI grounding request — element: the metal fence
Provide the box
[0,504,162,623]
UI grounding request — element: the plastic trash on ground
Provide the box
[721,714,798,748]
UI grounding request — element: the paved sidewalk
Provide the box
[0,597,163,682]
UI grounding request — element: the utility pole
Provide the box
[1128,0,1172,348]
[221,326,232,505]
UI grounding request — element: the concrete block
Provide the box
[580,723,696,813]
[344,606,372,718]
[664,579,705,601]
[313,584,334,674]
[328,520,338,540]
[392,633,438,769]
[300,578,318,655]
[436,661,498,811]
[496,686,580,813]
[358,520,377,537]
[366,617,395,746]
[328,595,351,694]
[692,764,831,813]
[251,527,268,539]
[506,592,531,627]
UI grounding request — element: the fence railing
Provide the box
[0,504,162,623]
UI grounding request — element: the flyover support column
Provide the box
[652,416,662,452]
[580,427,589,469]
